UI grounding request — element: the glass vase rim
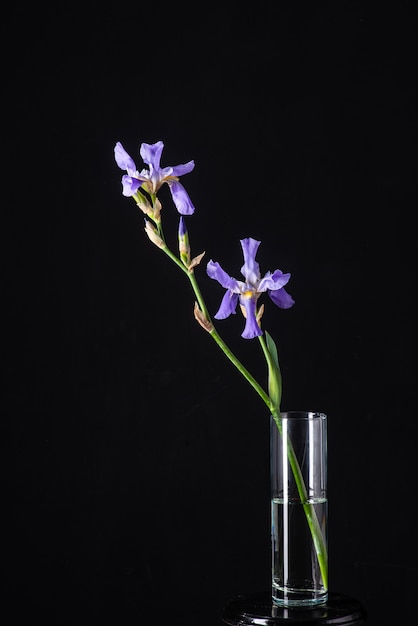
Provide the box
[277,411,327,420]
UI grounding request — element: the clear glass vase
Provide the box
[270,411,328,607]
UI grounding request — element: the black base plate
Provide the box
[222,591,367,625]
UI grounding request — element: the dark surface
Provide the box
[2,2,416,625]
[222,591,367,625]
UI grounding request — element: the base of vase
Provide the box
[222,591,366,625]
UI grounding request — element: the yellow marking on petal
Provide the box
[243,290,253,298]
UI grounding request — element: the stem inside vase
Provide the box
[271,411,328,607]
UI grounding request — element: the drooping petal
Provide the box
[121,175,141,197]
[140,141,164,169]
[169,181,195,215]
[258,269,291,292]
[240,297,263,339]
[268,287,295,309]
[214,291,239,319]
[207,261,239,291]
[114,142,137,172]
[240,238,261,284]
[171,160,195,176]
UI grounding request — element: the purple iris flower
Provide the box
[114,140,195,215]
[207,238,295,339]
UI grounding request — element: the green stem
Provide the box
[188,270,272,409]
[156,239,272,411]
[161,243,190,273]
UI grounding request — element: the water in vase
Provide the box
[271,497,328,606]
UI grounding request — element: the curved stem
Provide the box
[188,271,273,409]
[160,244,273,411]
[209,327,272,407]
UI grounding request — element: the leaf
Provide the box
[265,331,282,412]
[265,331,280,371]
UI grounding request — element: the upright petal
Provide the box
[114,142,137,172]
[140,141,164,169]
[169,181,195,215]
[240,238,261,284]
[268,287,295,309]
[214,291,239,320]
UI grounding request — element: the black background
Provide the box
[2,2,416,625]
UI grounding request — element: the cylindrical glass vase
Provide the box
[270,411,328,607]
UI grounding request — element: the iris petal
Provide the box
[268,287,295,309]
[207,261,239,291]
[241,298,263,339]
[214,291,239,319]
[169,181,195,215]
[258,270,291,292]
[121,175,141,197]
[171,160,195,176]
[140,141,164,168]
[240,238,261,284]
[114,142,137,172]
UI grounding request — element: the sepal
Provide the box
[189,251,205,271]
[194,302,214,332]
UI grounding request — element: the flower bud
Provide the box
[133,190,153,217]
[144,219,165,248]
[178,216,191,267]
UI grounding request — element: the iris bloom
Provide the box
[207,238,294,339]
[114,140,195,215]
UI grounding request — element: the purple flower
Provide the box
[114,141,195,215]
[207,238,295,339]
